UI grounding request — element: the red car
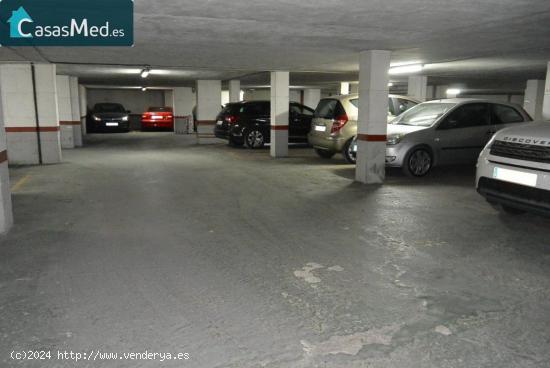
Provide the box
[141,107,174,130]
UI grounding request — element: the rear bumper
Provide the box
[307,132,347,152]
[476,151,550,215]
[141,119,174,128]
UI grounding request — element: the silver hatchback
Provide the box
[381,99,532,176]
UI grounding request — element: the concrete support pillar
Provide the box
[56,75,75,148]
[524,80,544,121]
[270,71,289,158]
[408,76,428,102]
[544,62,550,121]
[340,82,350,95]
[164,90,174,108]
[173,87,194,133]
[78,85,87,135]
[355,50,392,184]
[196,80,222,134]
[303,89,321,109]
[69,77,82,146]
[0,63,61,164]
[229,80,240,103]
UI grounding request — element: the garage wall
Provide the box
[243,89,301,102]
[86,89,165,114]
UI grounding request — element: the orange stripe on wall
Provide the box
[271,125,289,131]
[59,121,81,126]
[5,126,60,133]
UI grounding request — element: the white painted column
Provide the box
[173,87,194,134]
[69,77,82,146]
[407,76,428,102]
[356,50,392,184]
[0,63,62,164]
[525,80,544,121]
[56,75,75,148]
[78,85,87,135]
[303,89,321,109]
[34,64,62,163]
[270,71,289,158]
[0,65,16,232]
[164,90,174,108]
[544,62,550,121]
[229,80,240,103]
[196,80,222,135]
[340,82,350,95]
[0,125,12,233]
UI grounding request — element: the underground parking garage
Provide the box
[1,1,550,367]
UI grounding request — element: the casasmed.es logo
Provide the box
[8,6,125,39]
[0,0,133,46]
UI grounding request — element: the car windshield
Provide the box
[94,104,126,113]
[148,107,172,112]
[391,103,456,127]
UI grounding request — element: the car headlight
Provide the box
[93,115,101,122]
[122,116,129,121]
[387,134,403,145]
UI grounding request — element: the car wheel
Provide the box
[342,137,357,164]
[245,129,265,149]
[403,147,432,177]
[315,148,335,159]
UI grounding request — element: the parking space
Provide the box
[1,133,549,367]
[1,1,550,367]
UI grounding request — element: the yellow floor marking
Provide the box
[11,174,31,192]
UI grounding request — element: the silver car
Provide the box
[380,99,532,176]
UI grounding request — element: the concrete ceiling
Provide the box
[1,0,549,88]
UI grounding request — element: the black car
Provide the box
[214,101,315,148]
[87,103,131,133]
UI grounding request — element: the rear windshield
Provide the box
[94,103,126,113]
[220,104,242,115]
[148,107,172,112]
[314,99,345,119]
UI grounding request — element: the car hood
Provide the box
[387,124,430,137]
[494,121,550,146]
[93,112,128,118]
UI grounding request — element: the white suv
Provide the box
[476,121,550,215]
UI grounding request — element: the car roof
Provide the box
[423,98,521,108]
[322,94,420,103]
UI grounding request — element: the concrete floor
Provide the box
[1,132,549,368]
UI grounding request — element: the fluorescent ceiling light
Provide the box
[140,68,150,78]
[389,64,423,75]
[446,88,461,95]
[141,87,147,91]
[388,82,394,87]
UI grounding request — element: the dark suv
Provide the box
[214,101,315,148]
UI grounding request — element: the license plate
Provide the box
[152,116,162,120]
[216,120,223,125]
[493,167,537,187]
[106,122,119,127]
[314,125,326,132]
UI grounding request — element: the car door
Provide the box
[289,103,314,141]
[434,103,492,164]
[243,102,270,136]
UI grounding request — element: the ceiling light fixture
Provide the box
[141,87,147,91]
[140,67,151,78]
[389,64,423,75]
[388,82,394,87]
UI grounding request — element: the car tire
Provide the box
[403,147,433,177]
[244,129,265,149]
[342,138,357,164]
[315,149,335,159]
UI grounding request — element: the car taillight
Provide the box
[225,115,238,124]
[167,115,173,119]
[142,114,148,119]
[331,114,349,133]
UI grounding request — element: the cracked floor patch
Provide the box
[301,324,401,357]
[294,263,344,286]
